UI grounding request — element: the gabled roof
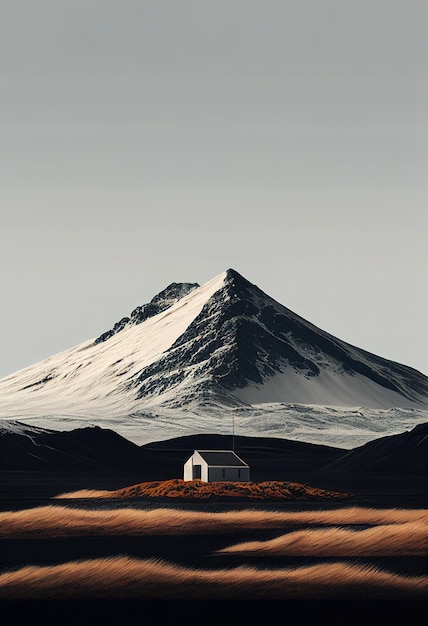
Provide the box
[195,450,248,467]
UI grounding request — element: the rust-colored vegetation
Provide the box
[57,478,348,500]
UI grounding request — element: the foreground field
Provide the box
[0,503,426,601]
[0,468,426,623]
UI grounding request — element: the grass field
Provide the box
[0,503,426,601]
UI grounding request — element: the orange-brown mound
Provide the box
[98,479,348,500]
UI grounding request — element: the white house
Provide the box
[183,450,250,483]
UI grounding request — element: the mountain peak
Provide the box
[220,268,262,304]
[224,268,252,286]
[224,267,243,280]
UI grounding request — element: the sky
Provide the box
[1,0,427,379]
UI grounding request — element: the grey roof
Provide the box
[196,450,248,467]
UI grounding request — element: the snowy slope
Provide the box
[0,271,227,417]
[234,369,423,408]
[0,268,427,448]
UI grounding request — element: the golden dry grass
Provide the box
[218,521,428,556]
[1,505,426,600]
[0,556,426,599]
[0,505,427,538]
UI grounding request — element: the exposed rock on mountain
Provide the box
[130,269,428,408]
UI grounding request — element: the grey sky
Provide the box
[1,0,427,378]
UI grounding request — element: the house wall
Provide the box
[201,462,209,482]
[183,452,209,482]
[208,466,250,482]
[183,458,193,481]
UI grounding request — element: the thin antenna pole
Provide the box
[232,414,235,452]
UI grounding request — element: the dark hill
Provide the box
[324,422,428,474]
[0,423,170,475]
[0,424,344,478]
[1,422,427,477]
[1,422,427,508]
[142,432,344,480]
[0,424,136,470]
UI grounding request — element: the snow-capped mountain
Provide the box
[0,269,427,447]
